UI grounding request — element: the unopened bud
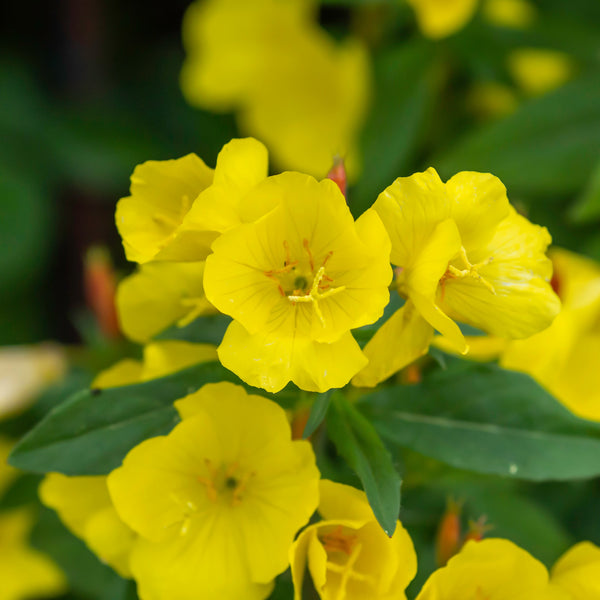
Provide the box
[435,498,463,566]
[84,246,120,339]
[327,156,347,198]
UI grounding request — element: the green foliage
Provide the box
[362,361,600,480]
[327,393,402,536]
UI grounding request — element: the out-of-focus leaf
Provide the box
[351,40,437,216]
[31,507,132,600]
[569,156,600,223]
[361,361,600,480]
[8,362,243,475]
[435,72,600,197]
[302,391,332,439]
[327,394,401,535]
[154,314,231,345]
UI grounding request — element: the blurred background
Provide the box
[1,1,600,598]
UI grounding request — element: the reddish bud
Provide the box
[435,498,463,567]
[327,156,347,198]
[84,246,120,340]
[291,406,311,441]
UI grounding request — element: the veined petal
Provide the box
[442,209,560,339]
[373,168,449,268]
[445,171,510,252]
[116,261,210,343]
[353,302,434,388]
[218,321,367,393]
[116,154,214,263]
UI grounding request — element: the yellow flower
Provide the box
[507,48,575,96]
[181,0,370,178]
[116,261,214,343]
[290,480,417,600]
[0,508,67,600]
[91,340,217,389]
[499,248,600,420]
[483,0,537,29]
[415,538,564,599]
[550,541,600,599]
[39,474,136,578]
[116,137,268,263]
[407,0,479,38]
[203,172,392,393]
[354,168,560,387]
[108,382,320,600]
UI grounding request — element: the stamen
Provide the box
[442,247,496,296]
[303,239,314,271]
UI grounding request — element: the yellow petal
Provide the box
[551,542,600,598]
[218,321,367,393]
[91,359,143,389]
[115,154,214,263]
[432,334,508,361]
[508,48,575,96]
[116,261,210,343]
[408,0,479,38]
[353,302,434,387]
[141,341,217,381]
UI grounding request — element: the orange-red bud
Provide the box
[435,498,463,566]
[84,246,120,340]
[326,156,347,198]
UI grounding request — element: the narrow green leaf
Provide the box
[435,72,600,197]
[361,362,600,480]
[302,392,332,439]
[154,314,231,345]
[570,156,600,223]
[327,394,401,535]
[8,361,241,475]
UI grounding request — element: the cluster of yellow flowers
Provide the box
[114,137,560,394]
[180,0,370,178]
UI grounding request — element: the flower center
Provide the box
[319,526,377,594]
[197,459,255,507]
[263,239,346,326]
[440,246,496,298]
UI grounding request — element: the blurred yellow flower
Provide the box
[204,172,392,392]
[407,0,479,38]
[415,538,562,599]
[0,508,67,600]
[108,382,320,600]
[91,340,217,389]
[508,48,576,96]
[116,137,268,263]
[181,0,370,178]
[483,0,536,29]
[116,261,214,343]
[39,474,135,578]
[290,480,417,600]
[550,541,600,598]
[500,249,600,421]
[354,168,560,387]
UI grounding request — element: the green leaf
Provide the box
[361,361,600,480]
[8,362,242,476]
[569,156,600,223]
[435,72,600,197]
[154,314,231,345]
[351,41,437,217]
[327,394,401,535]
[302,392,332,439]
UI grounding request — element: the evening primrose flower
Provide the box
[415,538,565,600]
[116,261,214,343]
[507,48,576,96]
[353,168,560,387]
[550,541,600,598]
[407,0,479,38]
[108,382,320,600]
[499,249,600,421]
[203,172,392,393]
[290,480,417,600]
[181,0,370,178]
[116,137,268,263]
[39,474,135,578]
